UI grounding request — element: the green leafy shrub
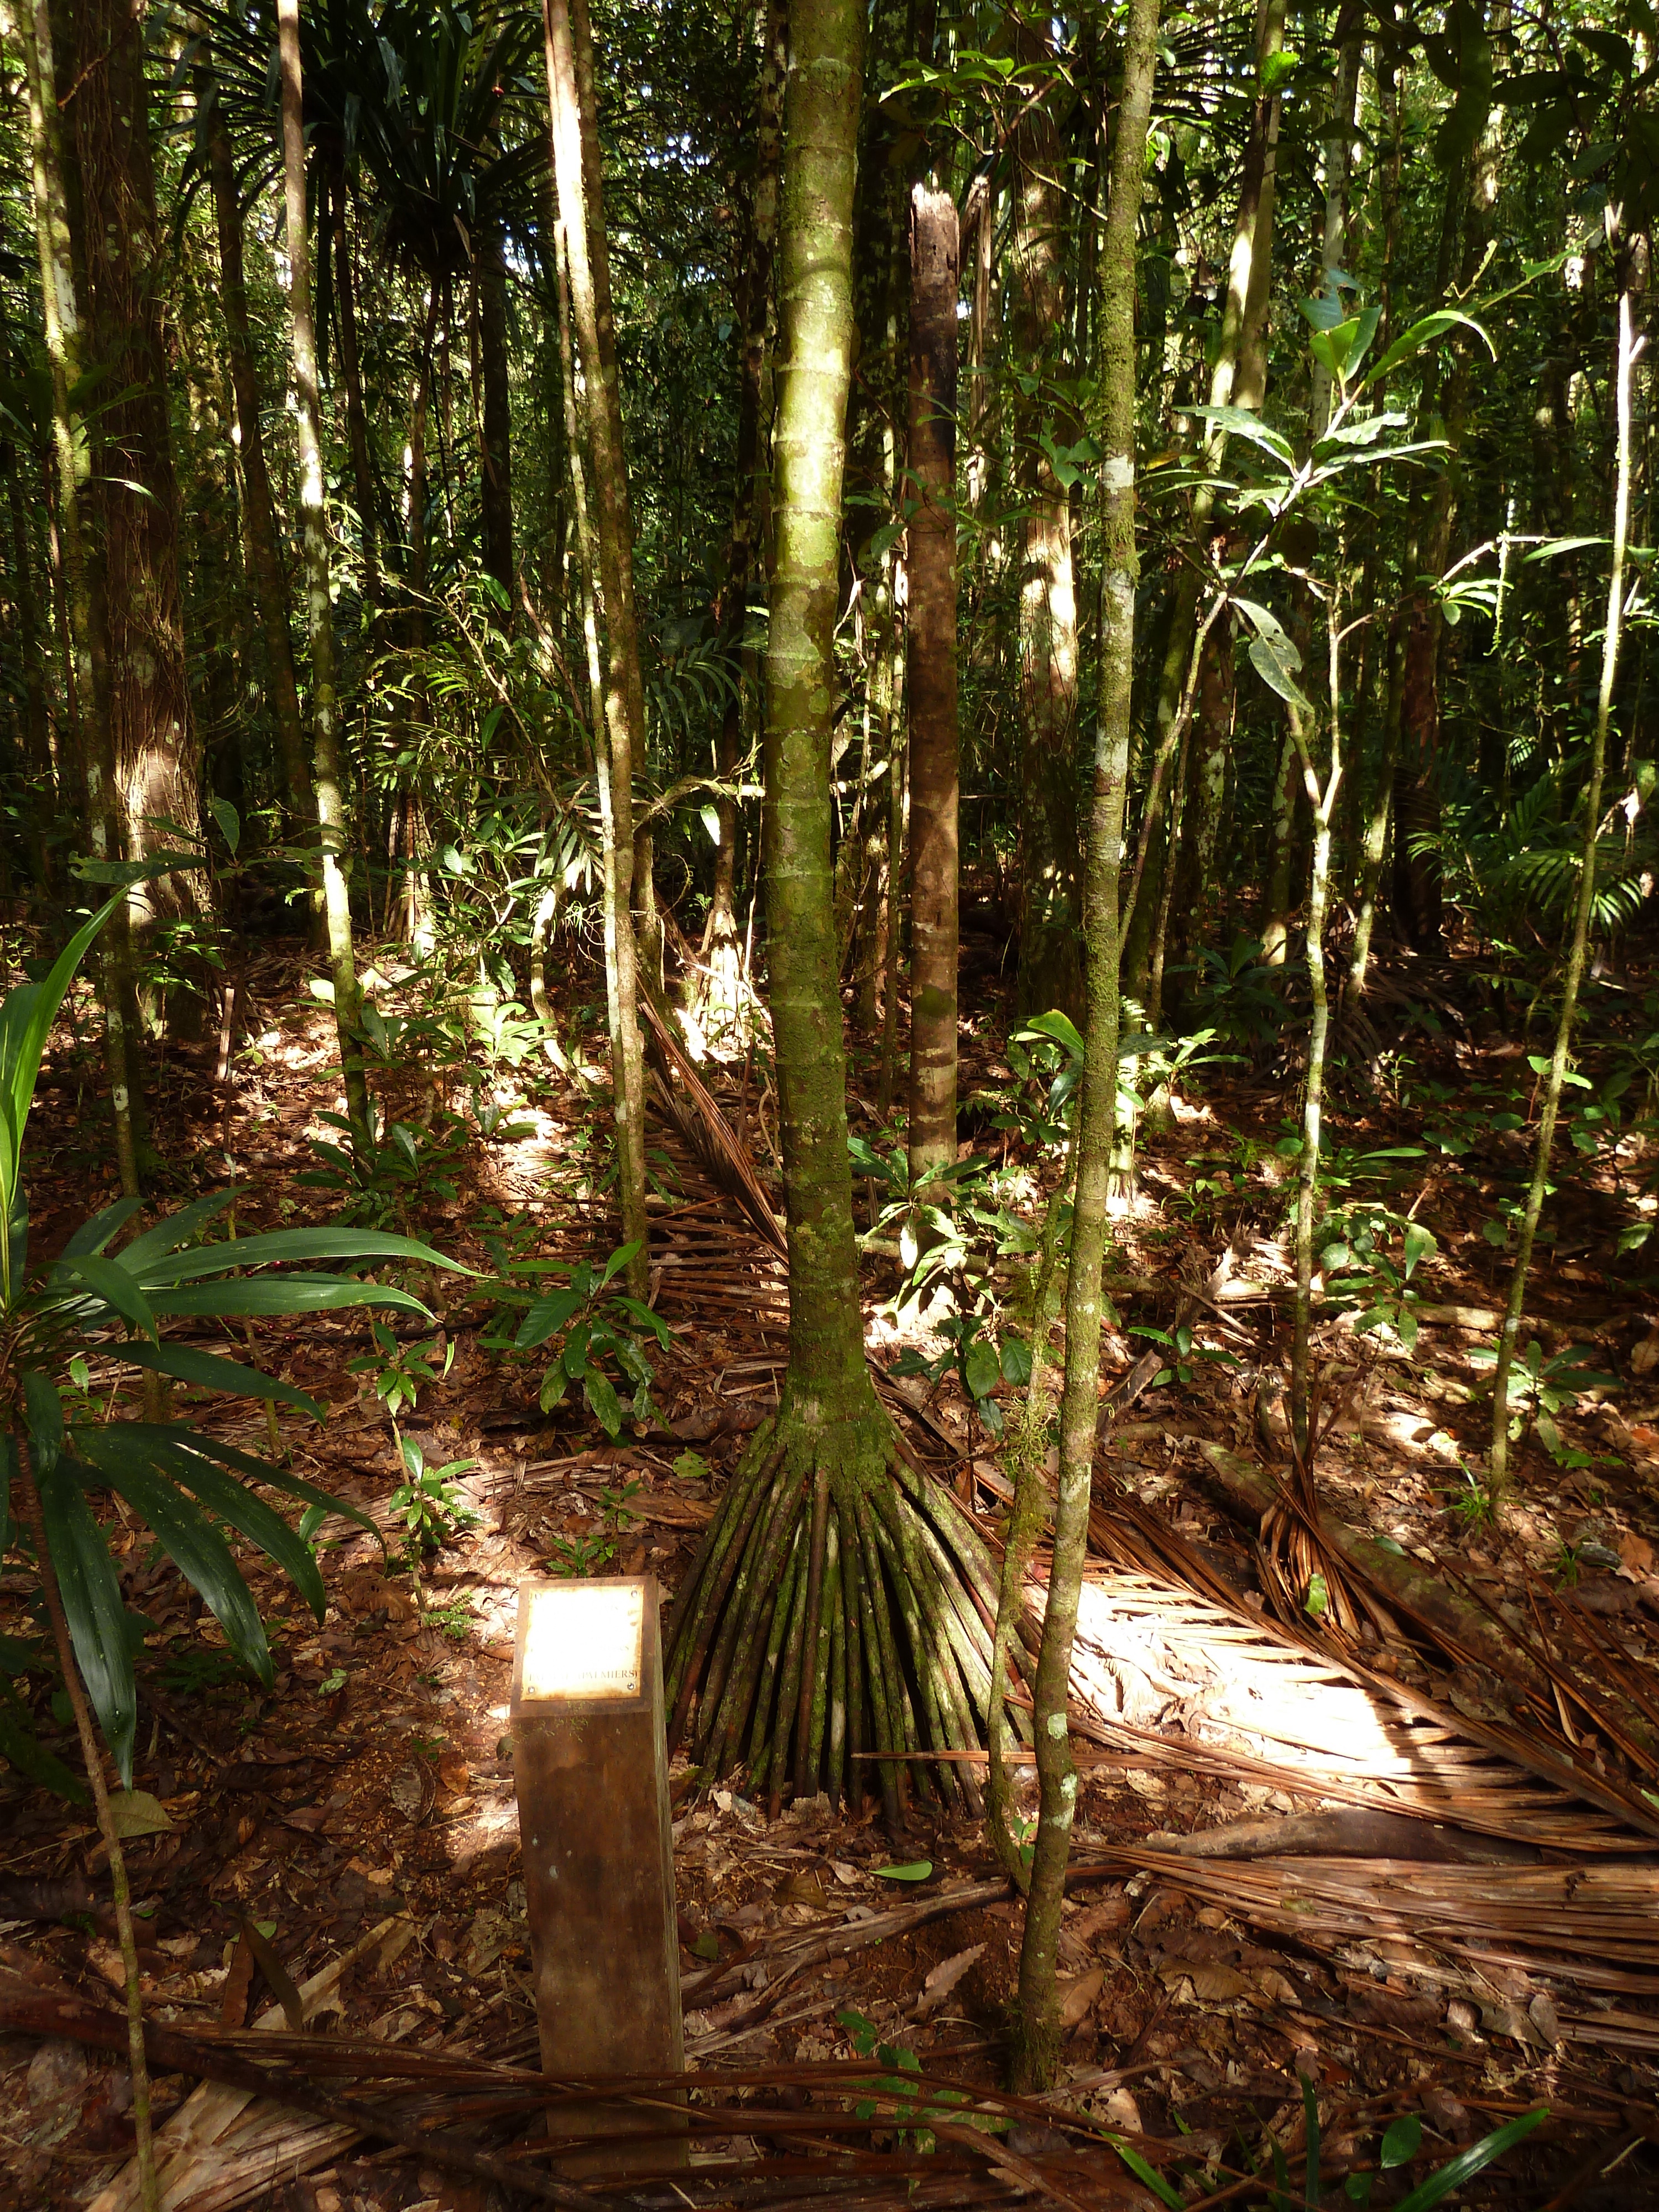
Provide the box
[0,900,463,1786]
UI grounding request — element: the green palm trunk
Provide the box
[662,0,1003,1824]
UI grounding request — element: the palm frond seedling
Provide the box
[1,899,468,1792]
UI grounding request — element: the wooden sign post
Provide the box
[510,1575,684,2170]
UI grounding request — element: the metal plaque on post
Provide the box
[510,1575,684,2171]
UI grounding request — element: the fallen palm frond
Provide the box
[1078,1491,1659,1853]
[1089,1843,1659,2053]
[641,993,787,1259]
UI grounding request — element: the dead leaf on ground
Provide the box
[1058,1966,1105,2031]
[107,1789,173,1839]
[917,1944,985,2016]
[1162,1957,1252,2005]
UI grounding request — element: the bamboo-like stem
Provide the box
[1015,0,1160,2091]
[277,0,372,1156]
[19,1466,158,2211]
[748,1520,805,1788]
[1489,260,1643,1493]
[792,1464,831,1796]
[823,1520,846,1801]
[1287,595,1344,1454]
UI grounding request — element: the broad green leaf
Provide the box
[109,1341,325,1419]
[872,1860,933,1881]
[53,1254,159,1340]
[39,1461,136,1782]
[516,1286,585,1348]
[601,1239,644,1290]
[82,1447,272,1686]
[1000,1337,1033,1387]
[585,1369,622,1436]
[611,1295,672,1345]
[1392,2109,1547,2212]
[1363,309,1495,389]
[1381,2115,1422,2169]
[1182,404,1296,467]
[963,1339,1001,1402]
[208,795,241,855]
[1019,1009,1086,1061]
[1402,1223,1437,1276]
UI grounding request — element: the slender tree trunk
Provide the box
[3,432,56,890]
[905,184,958,1198]
[1014,0,1159,2091]
[201,46,312,824]
[277,0,372,1155]
[64,0,212,1024]
[20,0,142,1198]
[1009,25,1081,1018]
[1347,614,1405,1000]
[332,164,380,622]
[1489,255,1643,1493]
[705,0,786,1016]
[1309,25,1361,441]
[1288,604,1345,1453]
[544,0,650,1290]
[1138,0,1285,971]
[477,221,514,611]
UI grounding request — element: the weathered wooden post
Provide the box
[510,1575,684,2169]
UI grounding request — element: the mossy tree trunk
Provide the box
[664,0,1004,1823]
[544,0,650,1292]
[1013,0,1159,2091]
[905,182,959,1199]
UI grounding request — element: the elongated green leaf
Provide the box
[76,1425,326,1623]
[611,1295,672,1346]
[108,1341,325,1419]
[0,893,123,1168]
[1019,1009,1086,1061]
[601,1239,643,1290]
[0,1433,12,1556]
[117,1190,243,1271]
[1181,403,1296,466]
[145,1276,430,1321]
[58,1197,144,1262]
[585,1369,622,1436]
[133,1228,467,1288]
[1392,2109,1547,2211]
[174,1430,382,1544]
[52,1254,158,1340]
[1363,309,1495,389]
[516,1287,585,1348]
[22,1368,64,1475]
[78,1446,271,1686]
[38,1462,135,1782]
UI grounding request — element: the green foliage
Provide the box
[349,1320,453,1421]
[389,1436,479,1557]
[545,1479,642,1578]
[477,1239,669,1438]
[1321,1220,1438,1351]
[0,909,461,1787]
[891,1312,1027,1438]
[1469,1337,1618,1463]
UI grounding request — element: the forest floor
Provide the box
[5,921,1659,2209]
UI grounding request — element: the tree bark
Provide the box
[704,0,787,1021]
[62,0,212,1019]
[331,164,381,623]
[201,45,312,825]
[19,0,143,1197]
[277,0,373,1155]
[544,0,650,1292]
[1009,23,1080,1019]
[905,184,959,1198]
[1489,250,1644,1493]
[477,221,514,611]
[1014,0,1159,2090]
